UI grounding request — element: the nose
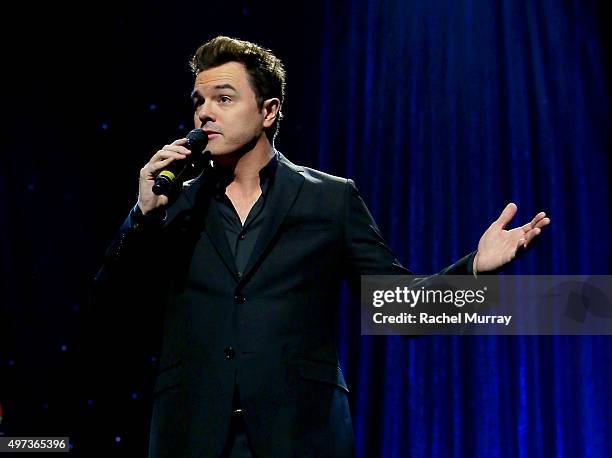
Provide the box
[195,102,215,127]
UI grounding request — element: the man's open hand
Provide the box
[474,203,550,273]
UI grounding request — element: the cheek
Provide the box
[229,111,263,137]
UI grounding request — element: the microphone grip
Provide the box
[151,128,209,196]
[152,150,211,196]
[152,159,186,196]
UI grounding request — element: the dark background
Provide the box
[2,0,611,456]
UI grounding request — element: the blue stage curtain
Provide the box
[317,0,612,456]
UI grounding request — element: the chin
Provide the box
[208,149,239,163]
[207,148,229,156]
[209,145,248,158]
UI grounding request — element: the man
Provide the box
[95,36,549,457]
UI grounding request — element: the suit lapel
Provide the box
[239,154,304,284]
[175,154,304,284]
[181,170,239,281]
[203,200,239,279]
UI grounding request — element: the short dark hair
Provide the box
[190,36,286,142]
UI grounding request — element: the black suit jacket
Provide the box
[94,152,475,457]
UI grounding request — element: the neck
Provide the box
[213,135,275,193]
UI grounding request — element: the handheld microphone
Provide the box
[152,129,209,196]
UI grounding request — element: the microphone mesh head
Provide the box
[186,128,208,153]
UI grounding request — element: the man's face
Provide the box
[191,62,267,156]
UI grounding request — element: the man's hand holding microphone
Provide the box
[137,129,209,215]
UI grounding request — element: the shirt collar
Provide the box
[259,150,279,187]
[213,150,279,199]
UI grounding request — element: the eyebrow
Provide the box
[191,84,238,99]
[213,84,237,92]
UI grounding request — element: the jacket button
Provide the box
[224,346,235,360]
[234,294,245,304]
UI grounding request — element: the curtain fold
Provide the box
[319,0,611,456]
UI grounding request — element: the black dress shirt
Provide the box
[214,152,279,278]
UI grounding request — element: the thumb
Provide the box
[494,202,518,229]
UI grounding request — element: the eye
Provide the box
[219,95,232,104]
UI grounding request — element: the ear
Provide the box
[262,98,281,128]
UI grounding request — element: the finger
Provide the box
[171,138,188,145]
[494,203,518,229]
[534,217,550,229]
[142,156,184,178]
[149,149,188,164]
[162,144,192,155]
[523,227,541,248]
[531,212,546,226]
[520,212,545,232]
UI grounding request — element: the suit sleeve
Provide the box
[94,205,162,280]
[341,179,477,282]
[91,204,166,311]
[92,182,196,309]
[85,205,168,412]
